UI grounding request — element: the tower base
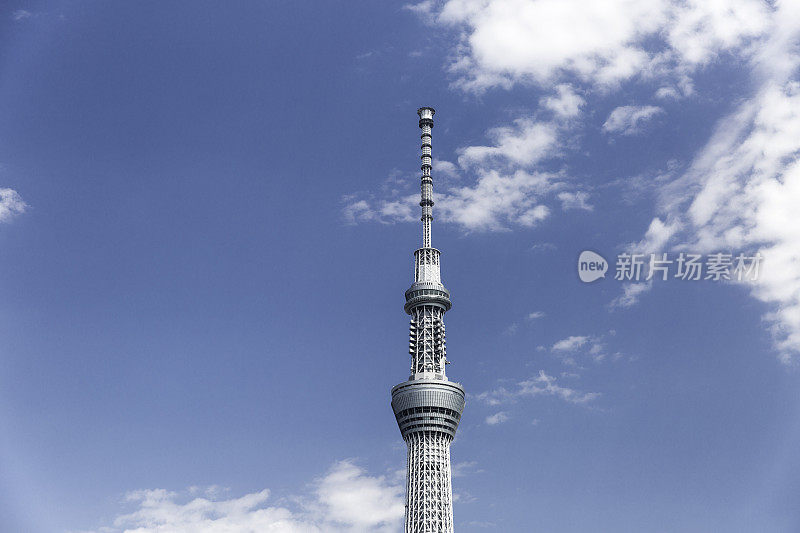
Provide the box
[391,380,465,533]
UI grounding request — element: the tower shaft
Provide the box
[392,108,465,533]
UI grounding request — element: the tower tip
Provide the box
[417,107,435,119]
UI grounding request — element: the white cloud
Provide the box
[403,0,435,16]
[432,159,459,179]
[477,370,600,406]
[315,461,404,530]
[438,0,663,90]
[602,105,664,135]
[527,311,545,320]
[552,335,589,351]
[637,217,681,253]
[557,191,593,211]
[519,370,600,403]
[458,119,558,168]
[0,188,27,222]
[485,411,510,425]
[432,169,557,231]
[378,195,418,223]
[342,198,376,224]
[12,10,32,20]
[655,86,681,99]
[411,0,772,93]
[86,460,403,533]
[541,84,585,119]
[588,342,605,362]
[109,489,313,533]
[666,0,771,66]
[549,333,620,365]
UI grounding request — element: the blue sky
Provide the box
[2,1,800,531]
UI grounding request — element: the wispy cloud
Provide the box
[451,461,483,477]
[403,0,435,16]
[477,370,600,406]
[12,9,32,21]
[466,520,497,529]
[356,50,378,60]
[550,332,625,364]
[602,105,664,135]
[485,411,510,425]
[610,281,653,309]
[531,242,557,253]
[557,191,593,211]
[552,335,590,352]
[84,460,403,533]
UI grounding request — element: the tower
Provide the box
[391,107,465,533]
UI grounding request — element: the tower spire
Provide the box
[418,107,435,248]
[391,107,465,533]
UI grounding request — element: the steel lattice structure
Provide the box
[391,107,465,533]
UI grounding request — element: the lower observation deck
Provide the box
[391,379,465,440]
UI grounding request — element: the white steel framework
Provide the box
[391,107,465,533]
[405,432,454,532]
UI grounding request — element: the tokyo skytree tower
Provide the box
[391,107,466,533]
